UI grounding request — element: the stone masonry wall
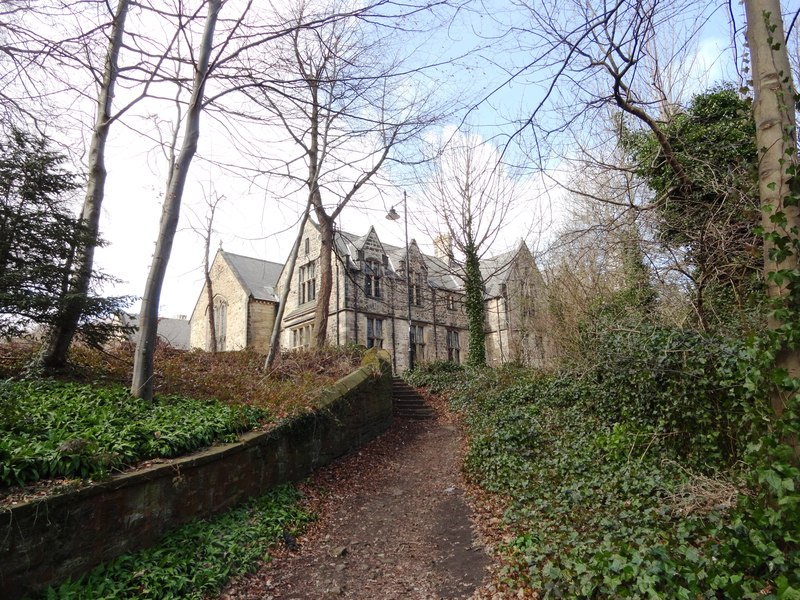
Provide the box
[0,350,393,600]
[189,253,250,351]
[248,299,277,354]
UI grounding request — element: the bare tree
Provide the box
[250,0,438,348]
[415,132,518,364]
[187,187,225,352]
[131,0,221,400]
[265,200,311,370]
[543,162,660,361]
[37,0,131,369]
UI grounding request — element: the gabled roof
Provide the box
[335,225,533,298]
[335,228,463,292]
[222,251,284,302]
[480,241,533,297]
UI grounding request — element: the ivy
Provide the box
[464,242,486,366]
[412,326,800,598]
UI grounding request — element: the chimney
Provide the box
[433,234,452,262]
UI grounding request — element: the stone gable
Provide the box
[190,223,551,372]
[189,251,250,351]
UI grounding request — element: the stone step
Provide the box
[392,392,425,400]
[395,399,428,406]
[391,378,434,419]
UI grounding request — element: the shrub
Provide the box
[411,326,800,598]
[0,380,268,486]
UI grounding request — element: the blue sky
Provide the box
[89,0,744,317]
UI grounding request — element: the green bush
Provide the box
[0,380,268,486]
[39,485,312,599]
[410,327,800,598]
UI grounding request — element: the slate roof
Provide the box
[214,230,529,304]
[119,314,191,350]
[222,251,284,302]
[479,246,521,297]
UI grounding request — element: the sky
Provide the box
[64,0,742,319]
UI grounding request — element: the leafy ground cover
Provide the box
[0,342,363,490]
[407,328,800,599]
[0,380,266,486]
[36,485,313,600]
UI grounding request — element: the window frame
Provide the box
[410,324,425,362]
[364,260,382,298]
[298,261,317,305]
[366,316,384,348]
[446,329,460,363]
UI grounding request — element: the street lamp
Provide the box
[386,191,413,371]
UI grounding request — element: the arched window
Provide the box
[213,297,227,351]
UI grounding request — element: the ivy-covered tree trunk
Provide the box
[745,0,800,457]
[746,0,799,320]
[464,243,486,366]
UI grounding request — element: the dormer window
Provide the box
[365,260,382,298]
[357,249,365,262]
[409,271,423,306]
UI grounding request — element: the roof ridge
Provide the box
[221,249,284,268]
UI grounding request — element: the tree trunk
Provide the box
[265,201,312,370]
[204,243,217,354]
[37,0,129,369]
[313,207,334,347]
[745,0,800,452]
[464,243,486,366]
[131,0,220,401]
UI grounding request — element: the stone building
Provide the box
[275,220,470,373]
[189,220,549,371]
[114,313,191,350]
[482,243,551,366]
[189,250,283,353]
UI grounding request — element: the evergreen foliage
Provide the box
[0,129,129,343]
[622,86,762,324]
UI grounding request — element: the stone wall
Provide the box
[0,350,393,600]
[189,253,250,351]
[248,299,277,354]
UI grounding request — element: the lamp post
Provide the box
[386,191,413,371]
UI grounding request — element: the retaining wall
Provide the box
[0,348,393,599]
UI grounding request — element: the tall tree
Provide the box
[131,0,221,400]
[252,0,436,347]
[36,0,131,369]
[415,133,518,365]
[744,0,800,428]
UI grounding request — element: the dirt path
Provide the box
[219,412,490,600]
